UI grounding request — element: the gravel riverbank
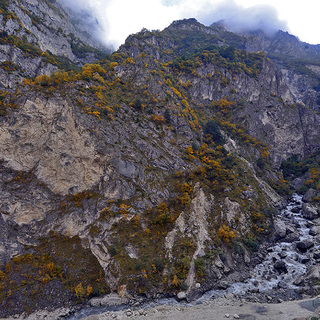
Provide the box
[79,295,320,320]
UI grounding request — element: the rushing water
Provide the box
[200,194,314,300]
[68,194,317,319]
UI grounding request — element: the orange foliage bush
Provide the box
[218,224,236,244]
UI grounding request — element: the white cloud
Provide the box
[59,0,320,48]
[105,0,178,47]
[197,1,288,35]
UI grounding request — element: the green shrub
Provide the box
[204,120,224,145]
[243,237,259,252]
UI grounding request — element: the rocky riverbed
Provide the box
[215,193,320,302]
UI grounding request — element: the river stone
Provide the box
[279,251,287,259]
[218,281,229,289]
[309,228,318,236]
[306,221,314,228]
[286,225,295,234]
[294,274,304,286]
[296,240,314,251]
[126,309,133,317]
[291,206,301,213]
[177,292,187,300]
[301,257,310,264]
[310,224,320,235]
[274,260,288,273]
[302,203,319,220]
[314,251,320,259]
[284,232,300,243]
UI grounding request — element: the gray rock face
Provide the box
[0,45,58,89]
[245,29,320,113]
[119,22,320,168]
[244,102,320,167]
[7,0,105,59]
[0,0,108,90]
[0,96,104,195]
[0,93,191,200]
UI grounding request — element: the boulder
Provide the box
[302,189,317,202]
[293,274,304,286]
[177,292,187,300]
[274,260,288,273]
[301,257,310,264]
[218,281,229,289]
[296,239,314,251]
[291,206,301,213]
[286,226,295,234]
[279,251,287,259]
[309,228,318,236]
[306,266,320,281]
[274,219,287,239]
[284,232,300,243]
[306,221,314,228]
[302,203,319,220]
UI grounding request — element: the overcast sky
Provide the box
[62,0,320,48]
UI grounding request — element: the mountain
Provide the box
[0,6,319,317]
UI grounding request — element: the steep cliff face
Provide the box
[244,30,320,112]
[0,16,319,317]
[0,0,108,89]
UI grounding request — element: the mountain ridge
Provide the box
[0,5,319,317]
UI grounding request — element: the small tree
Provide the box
[132,99,142,111]
[164,109,171,123]
[204,120,224,145]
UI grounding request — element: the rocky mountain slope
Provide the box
[0,0,108,89]
[0,5,319,317]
